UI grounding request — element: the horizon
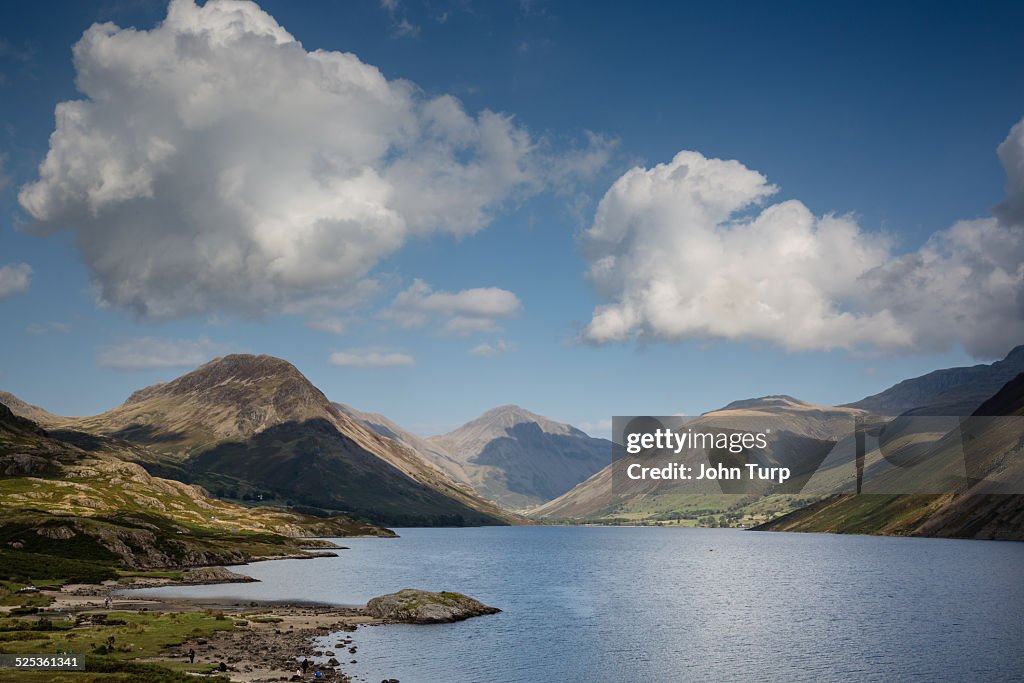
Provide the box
[2,0,1023,438]
[3,346,1019,441]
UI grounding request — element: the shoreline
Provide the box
[42,577,380,683]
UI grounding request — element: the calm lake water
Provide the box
[132,527,1024,682]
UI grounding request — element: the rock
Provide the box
[36,526,76,540]
[327,658,340,666]
[180,566,258,584]
[364,588,500,624]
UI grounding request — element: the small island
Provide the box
[365,588,501,624]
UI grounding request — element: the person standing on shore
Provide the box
[188,648,195,664]
[302,658,309,674]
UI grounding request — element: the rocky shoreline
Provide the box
[42,575,499,682]
[44,580,377,682]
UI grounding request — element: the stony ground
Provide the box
[43,582,386,683]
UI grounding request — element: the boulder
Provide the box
[364,588,500,624]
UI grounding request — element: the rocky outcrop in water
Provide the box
[364,588,500,624]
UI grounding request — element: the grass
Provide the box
[0,610,236,661]
[0,656,230,682]
[0,582,54,609]
[0,577,240,682]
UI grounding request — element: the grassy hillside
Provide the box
[755,374,1024,540]
[0,402,391,575]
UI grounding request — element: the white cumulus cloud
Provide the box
[994,118,1024,228]
[328,348,414,368]
[581,127,1024,359]
[19,0,601,320]
[97,336,231,371]
[381,278,522,335]
[0,263,31,300]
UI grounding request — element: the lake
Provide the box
[131,526,1024,682]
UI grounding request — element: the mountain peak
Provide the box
[124,354,309,405]
[457,404,581,438]
[478,404,544,423]
[425,404,610,509]
[101,353,334,442]
[717,395,810,412]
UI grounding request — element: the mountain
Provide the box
[756,373,1024,540]
[535,350,1024,532]
[55,355,517,527]
[418,405,612,510]
[531,396,864,523]
[0,391,64,428]
[334,403,473,485]
[340,403,611,510]
[844,345,1024,416]
[0,402,390,570]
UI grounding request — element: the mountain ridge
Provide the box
[844,345,1024,416]
[0,391,65,428]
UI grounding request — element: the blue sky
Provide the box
[1,0,1023,436]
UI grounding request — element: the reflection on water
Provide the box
[132,527,1024,682]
